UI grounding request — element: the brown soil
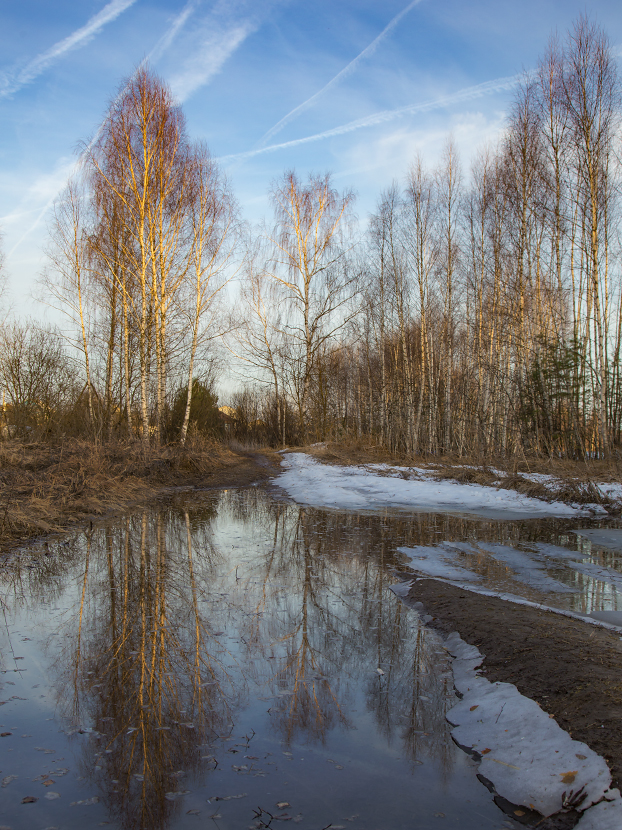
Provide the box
[401,577,622,794]
[0,438,281,555]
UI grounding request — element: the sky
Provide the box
[1,0,621,321]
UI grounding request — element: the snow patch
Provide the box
[444,632,619,818]
[276,453,589,518]
[574,797,622,829]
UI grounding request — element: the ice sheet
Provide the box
[398,543,483,583]
[564,560,622,590]
[574,529,622,554]
[478,543,577,593]
[276,454,590,518]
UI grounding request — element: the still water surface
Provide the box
[1,486,618,830]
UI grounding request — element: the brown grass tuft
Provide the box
[431,466,499,487]
[0,437,280,554]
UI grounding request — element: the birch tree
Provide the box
[265,171,356,438]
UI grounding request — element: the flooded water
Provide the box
[1,487,619,830]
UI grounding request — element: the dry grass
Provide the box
[303,438,409,466]
[297,440,622,512]
[431,466,499,486]
[0,437,280,554]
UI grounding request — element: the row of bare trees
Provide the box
[233,16,622,460]
[1,16,620,459]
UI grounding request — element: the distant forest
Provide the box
[1,15,621,460]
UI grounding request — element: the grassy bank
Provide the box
[0,438,281,554]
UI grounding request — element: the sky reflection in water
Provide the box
[5,488,614,828]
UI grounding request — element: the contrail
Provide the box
[219,72,523,164]
[167,0,281,103]
[6,59,149,260]
[0,0,138,99]
[148,0,199,65]
[255,0,424,149]
[169,23,256,103]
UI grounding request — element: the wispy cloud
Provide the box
[255,0,424,148]
[2,159,76,259]
[169,25,256,102]
[148,0,199,65]
[168,0,276,103]
[0,0,137,100]
[219,73,523,164]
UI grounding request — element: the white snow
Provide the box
[444,632,621,819]
[575,798,622,828]
[276,454,591,518]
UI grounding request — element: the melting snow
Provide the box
[444,632,621,819]
[276,454,592,518]
[399,541,578,594]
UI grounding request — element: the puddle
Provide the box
[3,487,618,829]
[396,518,622,617]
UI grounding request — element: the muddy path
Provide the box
[403,577,622,792]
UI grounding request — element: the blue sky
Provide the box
[1,0,621,318]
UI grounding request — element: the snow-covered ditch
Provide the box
[275,453,609,518]
[391,582,622,827]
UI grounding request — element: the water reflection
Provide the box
[49,507,242,829]
[6,489,616,828]
[14,491,472,828]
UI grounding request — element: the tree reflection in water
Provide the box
[49,489,488,829]
[57,504,238,830]
[218,491,457,769]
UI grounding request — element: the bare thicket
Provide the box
[40,67,237,445]
[5,18,620,461]
[234,16,622,460]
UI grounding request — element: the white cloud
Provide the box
[1,160,76,259]
[219,72,522,164]
[167,0,278,102]
[255,0,425,148]
[336,111,507,191]
[0,0,138,99]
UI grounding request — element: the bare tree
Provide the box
[179,145,239,446]
[44,178,95,427]
[264,171,357,438]
[0,321,78,435]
